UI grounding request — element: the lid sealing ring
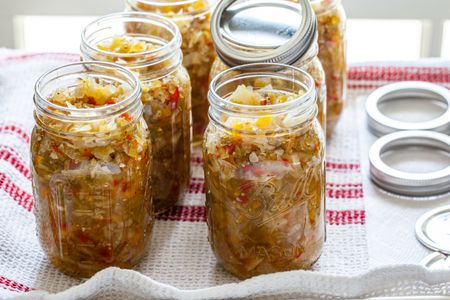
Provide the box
[369,130,450,197]
[366,81,450,137]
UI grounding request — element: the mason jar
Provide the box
[31,62,152,278]
[81,12,191,214]
[209,0,327,134]
[125,0,216,143]
[311,0,347,136]
[204,63,326,279]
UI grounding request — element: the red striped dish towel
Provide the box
[0,52,449,299]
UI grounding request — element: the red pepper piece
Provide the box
[240,180,254,193]
[243,165,265,176]
[99,248,113,263]
[170,87,180,111]
[77,232,90,243]
[51,143,61,154]
[113,179,120,187]
[121,113,133,122]
[87,97,96,105]
[236,195,248,204]
[106,99,116,105]
[222,144,236,155]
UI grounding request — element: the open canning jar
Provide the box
[310,0,347,135]
[125,0,216,143]
[81,12,191,214]
[209,0,327,135]
[31,62,152,278]
[204,64,326,278]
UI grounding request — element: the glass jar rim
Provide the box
[81,12,182,65]
[34,61,142,122]
[126,0,214,18]
[209,63,316,116]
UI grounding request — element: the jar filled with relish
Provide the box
[204,63,326,278]
[125,0,216,143]
[31,62,152,278]
[311,0,347,136]
[81,12,191,214]
[209,0,327,134]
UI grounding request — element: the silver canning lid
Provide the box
[210,0,317,67]
[369,131,450,197]
[420,252,450,269]
[416,205,450,255]
[366,81,450,137]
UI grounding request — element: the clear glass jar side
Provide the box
[204,64,326,278]
[31,62,153,278]
[313,0,347,136]
[141,67,192,214]
[81,12,192,214]
[126,0,216,144]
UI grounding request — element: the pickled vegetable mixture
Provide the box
[203,84,325,279]
[134,0,216,142]
[96,37,191,214]
[209,57,327,132]
[32,78,152,278]
[312,0,347,136]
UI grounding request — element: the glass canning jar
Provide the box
[209,0,327,135]
[31,62,152,278]
[311,0,347,136]
[125,0,216,144]
[81,12,192,214]
[204,64,326,279]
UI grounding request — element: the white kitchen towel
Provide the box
[0,52,448,299]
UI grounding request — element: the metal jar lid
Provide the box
[420,252,450,269]
[416,205,450,255]
[369,131,450,197]
[366,81,450,137]
[210,0,317,67]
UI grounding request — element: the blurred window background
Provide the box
[0,0,449,62]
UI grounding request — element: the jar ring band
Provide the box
[366,81,450,136]
[369,130,450,197]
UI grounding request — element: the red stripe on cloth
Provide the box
[0,125,30,144]
[188,177,205,194]
[326,161,360,171]
[157,205,365,225]
[327,188,364,199]
[0,276,31,293]
[0,52,79,65]
[327,182,363,188]
[157,205,207,222]
[191,156,203,165]
[0,173,34,212]
[348,66,450,83]
[0,150,31,180]
[326,210,366,225]
[0,145,21,158]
